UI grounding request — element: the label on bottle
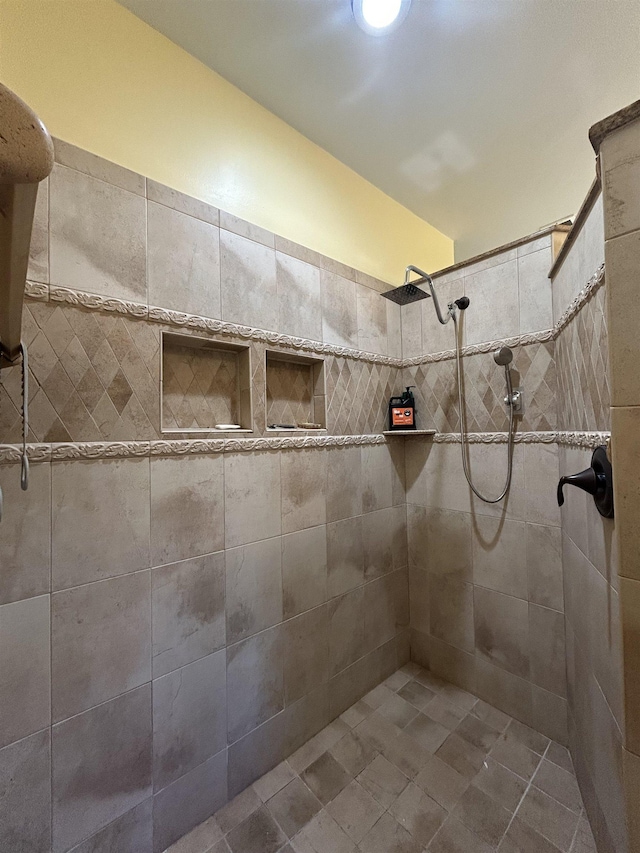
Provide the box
[391,407,414,427]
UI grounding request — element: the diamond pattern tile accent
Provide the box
[266,359,314,426]
[162,341,239,430]
[556,284,610,431]
[0,303,160,443]
[326,357,400,435]
[404,342,557,433]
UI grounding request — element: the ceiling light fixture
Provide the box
[352,0,412,35]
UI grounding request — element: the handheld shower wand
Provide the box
[452,339,517,503]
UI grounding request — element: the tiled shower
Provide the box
[1,102,640,853]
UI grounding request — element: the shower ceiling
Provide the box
[119,0,639,261]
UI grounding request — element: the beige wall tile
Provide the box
[329,588,365,677]
[409,566,430,635]
[227,712,285,799]
[429,637,476,695]
[430,577,475,654]
[153,751,227,851]
[150,455,224,566]
[551,194,604,324]
[620,576,640,755]
[0,462,50,605]
[147,201,220,318]
[224,452,281,548]
[276,252,322,341]
[321,270,358,348]
[283,605,330,705]
[326,446,362,522]
[463,260,519,346]
[600,118,640,240]
[474,587,529,679]
[152,650,226,790]
[226,625,284,743]
[387,301,402,360]
[147,178,219,225]
[611,407,640,580]
[518,234,552,258]
[467,443,526,521]
[559,447,591,550]
[51,571,151,723]
[28,177,49,283]
[364,574,400,653]
[401,302,422,360]
[529,604,567,698]
[422,278,464,355]
[0,595,50,749]
[285,684,331,756]
[220,229,277,331]
[357,283,388,355]
[472,515,528,599]
[526,523,563,611]
[220,211,275,248]
[411,506,472,581]
[0,729,51,853]
[53,138,145,195]
[327,516,364,598]
[52,458,150,590]
[362,506,407,581]
[226,537,283,644]
[530,685,568,746]
[52,684,152,853]
[281,449,327,535]
[475,659,532,726]
[517,248,553,334]
[523,442,560,528]
[586,498,617,587]
[412,442,472,514]
[623,747,640,851]
[274,235,323,270]
[282,525,328,619]
[361,443,404,513]
[606,232,640,406]
[152,552,226,678]
[50,164,146,302]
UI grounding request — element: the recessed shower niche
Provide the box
[265,350,326,430]
[161,331,252,433]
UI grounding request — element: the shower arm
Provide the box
[404,265,453,325]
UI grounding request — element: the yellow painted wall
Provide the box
[0,0,453,283]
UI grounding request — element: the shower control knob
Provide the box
[557,445,614,518]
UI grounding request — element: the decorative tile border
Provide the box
[0,433,388,464]
[22,262,605,372]
[35,285,403,367]
[0,430,612,464]
[404,329,555,366]
[554,263,606,336]
[433,431,557,444]
[434,430,610,448]
[32,263,600,368]
[555,431,611,449]
[406,263,606,367]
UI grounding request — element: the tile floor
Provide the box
[166,663,596,853]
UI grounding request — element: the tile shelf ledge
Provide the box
[383,429,437,437]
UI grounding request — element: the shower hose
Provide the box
[451,310,514,503]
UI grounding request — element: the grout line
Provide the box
[490,734,550,849]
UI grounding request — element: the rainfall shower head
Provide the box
[493,346,513,366]
[380,283,430,305]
